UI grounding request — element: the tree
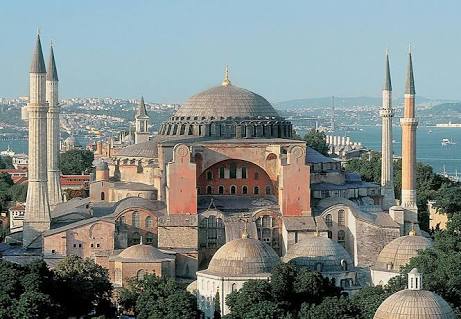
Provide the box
[53,255,114,318]
[225,280,276,318]
[292,268,340,307]
[298,296,359,319]
[303,129,329,156]
[60,149,94,175]
[433,183,461,217]
[7,184,27,202]
[0,156,13,169]
[214,291,222,319]
[119,274,197,319]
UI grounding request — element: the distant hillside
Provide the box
[274,96,449,110]
[430,102,461,113]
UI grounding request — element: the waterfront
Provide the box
[2,125,461,175]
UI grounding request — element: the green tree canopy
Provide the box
[298,296,360,319]
[118,274,197,319]
[59,149,94,175]
[303,129,329,156]
[7,183,27,203]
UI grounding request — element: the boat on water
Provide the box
[441,138,456,146]
[428,129,432,133]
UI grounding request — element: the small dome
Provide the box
[374,290,455,319]
[174,84,279,119]
[283,235,353,272]
[374,234,432,272]
[206,238,280,276]
[116,243,173,262]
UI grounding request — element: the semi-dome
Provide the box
[374,268,455,319]
[374,231,432,272]
[159,67,292,139]
[205,237,280,276]
[283,235,353,272]
[114,243,173,262]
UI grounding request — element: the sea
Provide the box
[1,126,461,176]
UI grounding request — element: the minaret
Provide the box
[23,33,51,247]
[134,96,150,144]
[380,51,395,209]
[46,43,63,209]
[400,47,418,227]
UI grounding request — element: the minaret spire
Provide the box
[380,50,395,209]
[30,33,46,74]
[134,96,150,144]
[46,42,63,210]
[405,47,415,95]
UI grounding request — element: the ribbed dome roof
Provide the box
[374,290,455,319]
[174,83,280,119]
[115,244,173,262]
[283,235,353,272]
[206,238,280,276]
[374,234,432,272]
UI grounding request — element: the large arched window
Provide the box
[132,212,140,228]
[145,216,153,228]
[338,230,346,247]
[132,231,141,245]
[137,269,145,280]
[241,167,247,179]
[230,163,237,179]
[219,167,225,179]
[100,192,105,200]
[338,209,345,226]
[325,214,333,227]
[199,216,225,248]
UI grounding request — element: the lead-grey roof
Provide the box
[112,197,165,217]
[306,147,338,164]
[383,51,392,91]
[114,139,158,158]
[174,83,280,119]
[46,45,58,81]
[405,51,416,95]
[30,34,46,73]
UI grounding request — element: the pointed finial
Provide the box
[222,65,231,86]
[409,223,416,236]
[408,43,412,54]
[37,27,40,36]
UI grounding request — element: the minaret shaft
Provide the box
[400,51,418,223]
[380,90,395,209]
[46,76,62,209]
[23,34,51,247]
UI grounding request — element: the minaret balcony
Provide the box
[400,118,418,126]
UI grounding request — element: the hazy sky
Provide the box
[2,0,461,103]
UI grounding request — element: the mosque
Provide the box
[3,34,455,318]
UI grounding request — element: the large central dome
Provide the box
[158,68,292,139]
[174,84,280,119]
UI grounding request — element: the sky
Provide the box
[1,0,461,103]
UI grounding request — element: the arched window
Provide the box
[145,216,153,228]
[132,212,140,228]
[200,216,225,248]
[242,186,248,194]
[137,161,143,173]
[338,209,345,226]
[230,185,236,195]
[207,171,213,180]
[338,230,346,247]
[230,163,237,179]
[207,185,212,194]
[341,259,348,271]
[316,262,323,272]
[146,232,154,244]
[265,186,271,195]
[132,231,141,245]
[219,167,225,179]
[325,214,333,227]
[241,167,247,179]
[137,269,145,281]
[254,186,259,195]
[100,192,105,200]
[327,230,332,239]
[120,216,126,224]
[231,283,237,292]
[218,186,224,194]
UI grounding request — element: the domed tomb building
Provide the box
[196,231,280,317]
[374,268,455,319]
